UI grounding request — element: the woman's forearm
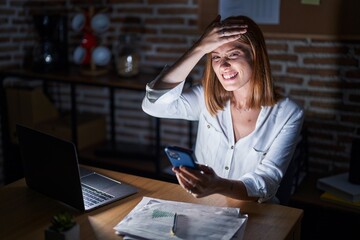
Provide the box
[153,44,206,89]
[216,177,258,201]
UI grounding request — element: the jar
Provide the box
[115,34,140,77]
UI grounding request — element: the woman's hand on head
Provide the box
[172,164,222,198]
[196,15,248,54]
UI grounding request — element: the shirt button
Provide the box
[225,166,229,170]
[230,146,234,149]
[207,124,210,129]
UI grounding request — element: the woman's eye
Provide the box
[211,56,220,61]
[229,52,240,58]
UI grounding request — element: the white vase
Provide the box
[45,223,80,240]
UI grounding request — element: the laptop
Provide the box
[16,124,138,212]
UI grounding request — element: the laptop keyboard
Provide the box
[82,184,114,208]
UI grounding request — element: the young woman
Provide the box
[142,15,304,203]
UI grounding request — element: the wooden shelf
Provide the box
[0,67,167,184]
[290,174,360,214]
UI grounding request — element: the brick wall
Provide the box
[0,0,359,185]
[268,39,360,173]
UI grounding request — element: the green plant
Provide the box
[49,212,76,232]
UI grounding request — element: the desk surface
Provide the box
[0,166,303,240]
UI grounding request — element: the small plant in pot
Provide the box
[45,212,79,240]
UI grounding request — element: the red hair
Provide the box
[202,16,280,116]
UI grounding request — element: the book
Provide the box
[316,172,360,202]
[320,192,360,210]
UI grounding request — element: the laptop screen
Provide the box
[16,124,85,211]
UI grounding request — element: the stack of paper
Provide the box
[320,192,360,210]
[114,197,248,240]
[317,172,360,208]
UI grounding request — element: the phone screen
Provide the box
[164,146,198,169]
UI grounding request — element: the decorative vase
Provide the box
[45,223,80,240]
[115,33,140,77]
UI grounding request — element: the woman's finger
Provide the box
[176,172,195,189]
[219,25,247,38]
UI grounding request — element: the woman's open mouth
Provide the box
[222,72,238,80]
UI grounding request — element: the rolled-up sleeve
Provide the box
[144,79,186,104]
[239,99,304,203]
[142,71,204,121]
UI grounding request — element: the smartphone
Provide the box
[164,146,198,169]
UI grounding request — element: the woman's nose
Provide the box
[220,58,231,68]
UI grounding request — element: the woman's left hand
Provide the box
[172,164,221,198]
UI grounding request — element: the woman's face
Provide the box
[211,41,253,92]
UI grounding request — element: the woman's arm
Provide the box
[152,15,247,90]
[240,100,304,202]
[142,16,247,119]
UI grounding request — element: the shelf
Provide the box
[290,174,360,214]
[0,67,166,185]
[289,174,360,239]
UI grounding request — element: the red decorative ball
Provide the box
[81,33,97,49]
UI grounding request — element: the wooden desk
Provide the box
[0,166,302,240]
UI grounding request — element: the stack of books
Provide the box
[316,172,360,209]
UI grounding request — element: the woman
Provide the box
[142,15,304,203]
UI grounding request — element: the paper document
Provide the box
[114,197,248,240]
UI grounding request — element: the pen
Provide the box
[171,213,178,235]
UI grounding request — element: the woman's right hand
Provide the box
[196,15,248,54]
[172,164,222,198]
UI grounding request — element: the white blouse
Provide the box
[142,78,304,203]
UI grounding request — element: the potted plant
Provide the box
[45,212,80,240]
